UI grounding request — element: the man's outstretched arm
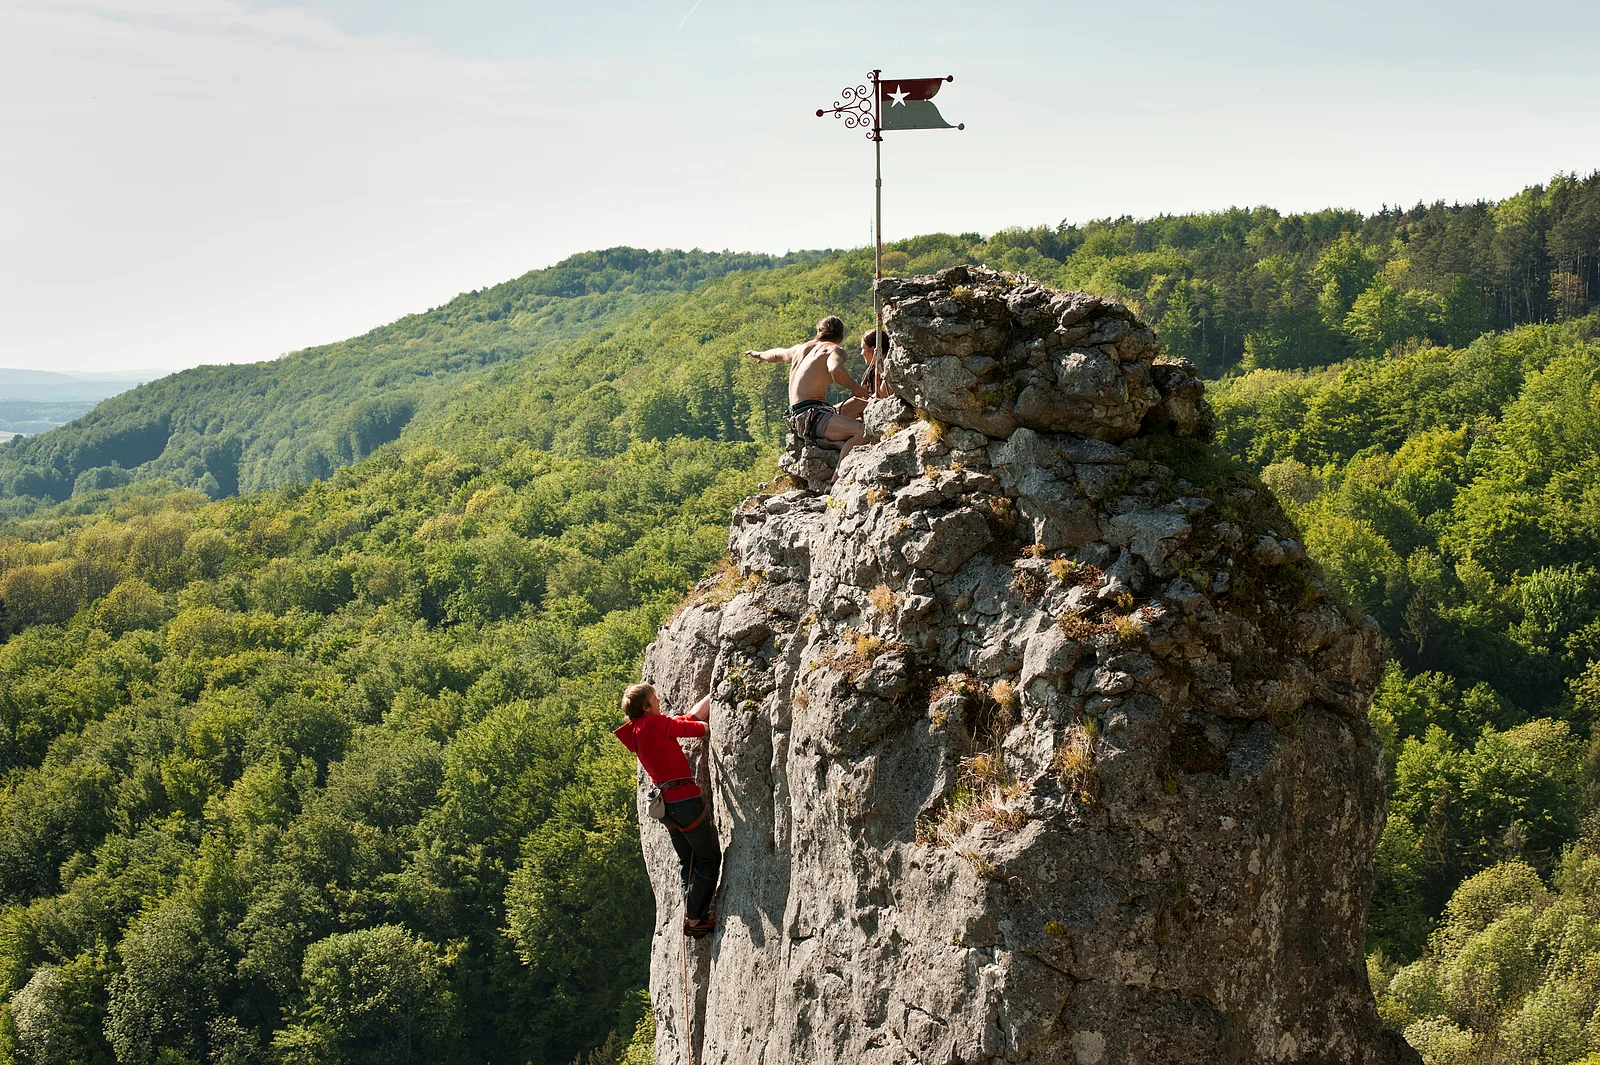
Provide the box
[691,693,711,721]
[828,350,870,399]
[744,345,794,364]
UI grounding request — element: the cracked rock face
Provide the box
[638,268,1418,1065]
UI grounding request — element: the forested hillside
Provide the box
[1211,321,1600,920]
[0,248,823,512]
[0,437,762,1064]
[1207,323,1600,1063]
[0,172,1596,1064]
[4,174,1597,515]
[0,233,918,1062]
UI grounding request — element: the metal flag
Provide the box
[879,77,964,132]
[815,71,963,340]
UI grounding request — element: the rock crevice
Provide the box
[640,268,1417,1064]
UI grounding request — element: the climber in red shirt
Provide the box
[614,683,721,937]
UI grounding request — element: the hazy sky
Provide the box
[2,0,1598,373]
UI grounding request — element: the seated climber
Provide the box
[745,315,869,465]
[613,683,721,938]
[838,327,888,421]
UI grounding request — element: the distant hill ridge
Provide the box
[0,369,164,407]
[2,172,1596,515]
[0,246,829,510]
[0,369,167,440]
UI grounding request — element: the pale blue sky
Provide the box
[2,0,1597,372]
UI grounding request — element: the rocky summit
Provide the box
[638,267,1417,1065]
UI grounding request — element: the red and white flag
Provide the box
[879,78,960,131]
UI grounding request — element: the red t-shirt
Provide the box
[613,713,707,802]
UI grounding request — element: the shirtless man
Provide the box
[745,315,868,463]
[839,327,888,422]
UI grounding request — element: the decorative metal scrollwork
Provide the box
[815,74,878,140]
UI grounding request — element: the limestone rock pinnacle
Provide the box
[639,267,1417,1064]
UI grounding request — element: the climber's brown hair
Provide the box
[621,683,656,719]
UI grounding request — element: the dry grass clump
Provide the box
[1076,563,1105,586]
[918,753,1028,848]
[671,556,760,621]
[1055,722,1098,804]
[1112,613,1144,644]
[867,583,897,615]
[828,632,902,684]
[982,496,1018,527]
[929,671,980,703]
[932,672,1018,744]
[1114,591,1135,611]
[990,679,1020,718]
[768,473,804,494]
[1049,558,1078,582]
[866,485,891,506]
[959,848,1004,881]
[1020,543,1047,559]
[917,787,978,846]
[991,808,1027,831]
[966,750,1004,782]
[1057,610,1109,641]
[1011,569,1045,602]
[1058,600,1145,646]
[853,633,884,659]
[918,412,948,443]
[918,678,1030,847]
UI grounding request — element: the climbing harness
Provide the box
[665,801,709,833]
[784,399,836,444]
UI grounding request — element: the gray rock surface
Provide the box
[777,432,840,489]
[636,268,1417,1065]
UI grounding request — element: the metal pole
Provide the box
[872,70,883,344]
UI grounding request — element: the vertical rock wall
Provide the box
[637,268,1418,1065]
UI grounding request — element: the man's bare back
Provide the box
[783,339,848,406]
[744,316,869,469]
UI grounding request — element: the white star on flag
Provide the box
[887,86,909,106]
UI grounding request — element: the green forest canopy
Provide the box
[0,172,1596,1064]
[4,172,1598,513]
[0,247,827,510]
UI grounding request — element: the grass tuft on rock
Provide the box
[1056,722,1099,805]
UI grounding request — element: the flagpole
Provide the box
[872,69,883,349]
